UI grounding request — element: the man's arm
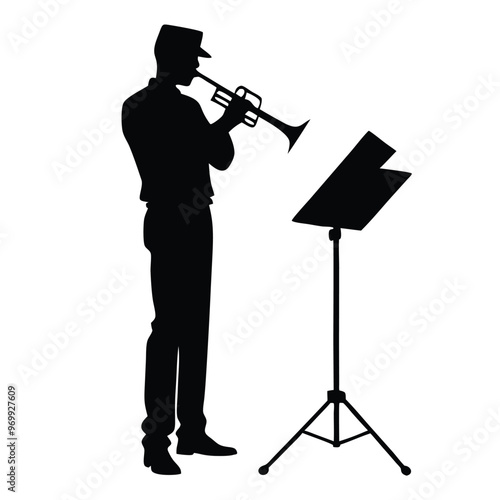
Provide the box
[207,96,250,170]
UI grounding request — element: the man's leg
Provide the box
[176,208,236,456]
[176,207,212,439]
[141,206,181,473]
[141,319,177,445]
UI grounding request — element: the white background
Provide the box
[2,0,500,499]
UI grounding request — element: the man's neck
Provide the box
[156,69,174,83]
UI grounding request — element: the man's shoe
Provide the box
[143,437,181,475]
[145,454,181,475]
[177,435,237,456]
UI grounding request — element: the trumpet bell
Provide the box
[286,120,309,152]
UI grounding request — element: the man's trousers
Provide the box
[141,203,213,446]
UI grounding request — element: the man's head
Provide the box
[154,25,210,85]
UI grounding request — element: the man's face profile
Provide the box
[157,53,200,86]
[175,55,200,86]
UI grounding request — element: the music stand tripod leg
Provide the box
[258,400,331,475]
[343,398,411,475]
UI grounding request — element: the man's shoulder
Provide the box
[122,80,165,124]
[121,80,206,125]
[123,81,157,109]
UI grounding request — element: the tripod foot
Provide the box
[401,466,411,475]
[258,466,269,475]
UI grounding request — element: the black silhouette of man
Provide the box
[122,25,248,475]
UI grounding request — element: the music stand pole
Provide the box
[332,227,341,446]
[258,227,411,476]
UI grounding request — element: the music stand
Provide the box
[258,131,412,476]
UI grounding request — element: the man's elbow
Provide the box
[210,149,234,171]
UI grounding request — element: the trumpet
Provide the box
[195,71,309,152]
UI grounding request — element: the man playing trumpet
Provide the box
[122,24,249,475]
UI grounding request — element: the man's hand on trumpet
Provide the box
[216,95,253,131]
